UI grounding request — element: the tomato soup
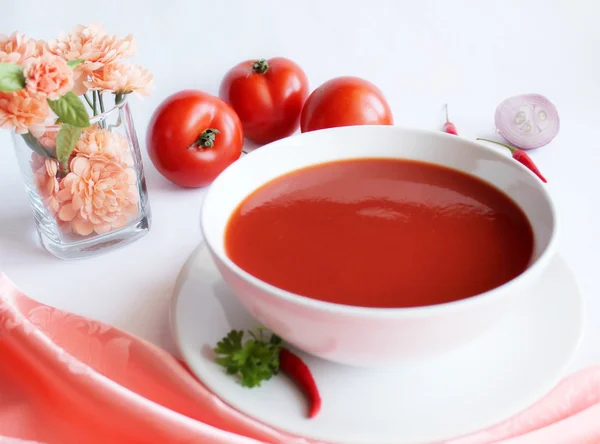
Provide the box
[225,158,534,308]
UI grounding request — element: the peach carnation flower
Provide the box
[45,23,135,95]
[46,23,135,71]
[85,62,153,96]
[0,90,50,134]
[56,154,139,235]
[32,156,61,215]
[38,129,59,150]
[24,53,74,100]
[75,127,132,166]
[0,32,39,64]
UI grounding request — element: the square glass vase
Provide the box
[12,101,151,259]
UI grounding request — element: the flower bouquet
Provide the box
[0,24,153,259]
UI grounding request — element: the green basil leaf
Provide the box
[0,63,26,92]
[66,59,84,69]
[47,92,90,128]
[56,124,82,166]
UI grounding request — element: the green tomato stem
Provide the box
[192,128,220,149]
[252,59,269,75]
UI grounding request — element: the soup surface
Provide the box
[225,158,534,308]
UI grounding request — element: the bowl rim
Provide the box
[200,125,559,318]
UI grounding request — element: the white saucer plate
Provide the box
[171,244,584,444]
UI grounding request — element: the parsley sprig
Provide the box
[213,328,284,388]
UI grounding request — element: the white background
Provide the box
[1,0,599,370]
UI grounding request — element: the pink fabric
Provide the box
[0,273,598,444]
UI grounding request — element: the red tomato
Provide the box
[219,57,309,145]
[146,90,243,188]
[300,76,393,132]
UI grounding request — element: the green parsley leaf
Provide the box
[213,328,284,388]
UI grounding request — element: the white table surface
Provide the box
[1,0,598,372]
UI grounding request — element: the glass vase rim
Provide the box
[42,95,128,132]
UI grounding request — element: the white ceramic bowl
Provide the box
[200,125,558,367]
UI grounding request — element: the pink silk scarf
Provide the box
[1,273,599,444]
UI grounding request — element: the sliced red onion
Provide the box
[495,94,559,150]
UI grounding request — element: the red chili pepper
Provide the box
[443,104,458,135]
[476,138,547,183]
[279,347,322,418]
[214,329,322,419]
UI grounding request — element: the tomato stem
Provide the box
[192,128,220,149]
[252,59,269,75]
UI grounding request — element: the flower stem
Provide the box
[98,91,105,114]
[92,91,97,115]
[98,91,107,128]
[83,93,94,111]
[58,162,69,177]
